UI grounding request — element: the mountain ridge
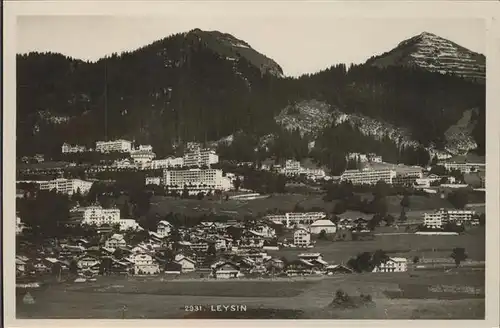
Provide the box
[16,29,485,160]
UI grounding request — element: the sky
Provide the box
[17,16,485,77]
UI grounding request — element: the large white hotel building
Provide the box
[70,205,121,226]
[95,139,133,153]
[340,168,397,185]
[163,168,230,194]
[442,162,485,174]
[423,208,476,228]
[61,143,87,153]
[150,157,184,169]
[38,178,94,195]
[183,148,219,168]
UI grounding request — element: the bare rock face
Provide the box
[367,32,485,82]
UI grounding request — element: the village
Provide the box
[15,139,485,287]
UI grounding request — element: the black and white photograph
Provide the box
[3,1,500,326]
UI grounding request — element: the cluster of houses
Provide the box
[16,209,411,281]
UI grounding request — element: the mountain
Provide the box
[188,29,283,77]
[366,32,485,82]
[16,30,485,162]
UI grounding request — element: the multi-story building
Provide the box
[112,158,137,169]
[38,178,93,195]
[293,228,311,248]
[95,139,132,153]
[61,143,87,153]
[367,153,383,163]
[340,168,397,185]
[347,153,369,163]
[70,205,121,226]
[163,169,230,194]
[393,169,423,186]
[442,162,486,174]
[372,257,407,273]
[423,208,476,228]
[186,142,202,152]
[150,157,184,169]
[136,144,153,152]
[423,211,445,229]
[157,221,172,238]
[447,209,476,224]
[183,148,219,168]
[119,219,142,231]
[300,167,326,179]
[265,212,326,228]
[145,176,162,186]
[282,159,301,176]
[130,149,156,166]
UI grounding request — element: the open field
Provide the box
[272,227,485,263]
[17,269,484,319]
[149,193,462,219]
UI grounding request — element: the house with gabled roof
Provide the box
[157,220,172,238]
[285,259,315,276]
[77,255,100,269]
[174,254,196,272]
[372,257,408,273]
[130,253,159,275]
[104,234,126,249]
[211,261,243,279]
[310,219,337,234]
[325,264,353,275]
[293,227,312,248]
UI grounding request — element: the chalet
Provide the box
[239,231,265,248]
[104,234,126,249]
[293,228,311,248]
[77,255,100,269]
[285,259,315,276]
[174,254,196,272]
[131,244,152,254]
[238,250,270,264]
[298,253,323,262]
[310,219,337,234]
[372,257,408,273]
[264,258,285,274]
[211,262,243,279]
[325,264,354,275]
[157,221,172,238]
[131,253,160,275]
[110,259,133,275]
[189,242,209,253]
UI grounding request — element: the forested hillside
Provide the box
[16,29,485,160]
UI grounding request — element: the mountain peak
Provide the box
[185,28,283,76]
[367,32,485,82]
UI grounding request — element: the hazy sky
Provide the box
[17,16,485,77]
